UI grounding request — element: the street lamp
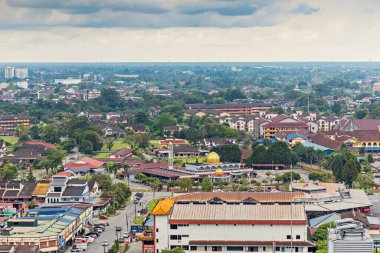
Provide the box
[102,240,109,253]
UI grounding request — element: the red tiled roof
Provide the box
[240,148,252,161]
[352,119,380,131]
[21,141,57,149]
[135,162,168,170]
[64,156,104,169]
[270,114,290,123]
[81,157,104,167]
[264,122,309,128]
[311,133,343,150]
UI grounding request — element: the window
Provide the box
[227,246,244,251]
[183,246,189,250]
[182,235,189,238]
[212,246,222,251]
[170,224,178,229]
[247,246,259,252]
[156,239,159,243]
[296,235,300,239]
[156,228,159,232]
[286,235,291,239]
[263,246,266,251]
[170,235,182,240]
[190,246,197,251]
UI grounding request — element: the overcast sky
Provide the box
[1,0,380,62]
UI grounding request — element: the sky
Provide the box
[0,0,380,62]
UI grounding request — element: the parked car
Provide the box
[118,237,125,243]
[94,225,105,232]
[123,232,131,239]
[99,215,108,220]
[93,228,103,233]
[81,236,94,243]
[87,233,98,239]
[71,249,84,253]
[87,232,99,238]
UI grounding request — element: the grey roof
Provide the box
[46,192,61,197]
[68,178,87,185]
[173,144,199,153]
[62,186,86,196]
[18,182,37,197]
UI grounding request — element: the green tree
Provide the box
[105,139,114,151]
[46,149,65,168]
[162,247,185,253]
[355,173,374,190]
[41,124,60,144]
[312,222,335,241]
[37,159,52,175]
[26,171,36,181]
[134,110,150,125]
[91,174,113,192]
[29,125,40,139]
[167,179,177,191]
[150,178,162,199]
[331,151,361,187]
[201,178,213,192]
[211,144,242,163]
[0,164,19,180]
[154,112,177,131]
[354,108,369,119]
[281,172,301,183]
[177,178,193,192]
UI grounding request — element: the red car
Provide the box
[99,215,109,220]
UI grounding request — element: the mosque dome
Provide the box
[215,168,224,176]
[205,152,222,165]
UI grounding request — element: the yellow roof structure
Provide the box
[151,198,174,216]
[215,168,224,176]
[204,152,222,165]
[32,183,50,195]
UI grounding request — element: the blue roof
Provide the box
[309,213,341,228]
[286,132,308,141]
[143,216,154,227]
[365,147,380,151]
[302,142,334,152]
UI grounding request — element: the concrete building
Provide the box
[4,67,14,79]
[149,198,314,253]
[14,68,28,79]
[0,115,30,132]
[328,219,374,253]
[0,204,92,252]
[54,78,81,85]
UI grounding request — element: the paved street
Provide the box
[368,194,380,217]
[68,191,172,253]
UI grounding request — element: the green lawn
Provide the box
[0,136,19,145]
[92,152,111,158]
[133,215,146,224]
[149,140,160,148]
[102,140,130,151]
[171,156,206,164]
[147,199,159,212]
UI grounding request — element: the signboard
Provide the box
[131,225,149,233]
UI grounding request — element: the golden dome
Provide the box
[215,168,224,176]
[205,152,222,165]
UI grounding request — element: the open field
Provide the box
[92,152,111,158]
[102,140,130,151]
[0,136,19,145]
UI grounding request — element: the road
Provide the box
[368,194,380,217]
[70,191,172,253]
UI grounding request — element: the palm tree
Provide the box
[150,179,161,199]
[122,163,131,186]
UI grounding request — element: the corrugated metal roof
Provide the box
[170,204,306,221]
[174,192,305,203]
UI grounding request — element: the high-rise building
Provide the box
[15,68,28,79]
[4,67,15,79]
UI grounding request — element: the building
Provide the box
[184,152,242,174]
[373,82,380,93]
[187,103,272,115]
[328,219,374,253]
[0,204,92,252]
[63,157,104,176]
[109,148,132,159]
[14,68,28,79]
[4,67,14,79]
[262,115,310,138]
[149,198,314,253]
[54,78,81,85]
[0,115,30,132]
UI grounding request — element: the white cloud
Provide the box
[0,0,380,61]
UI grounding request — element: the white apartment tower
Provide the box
[4,67,15,79]
[15,68,29,79]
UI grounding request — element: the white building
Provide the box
[54,78,82,85]
[4,67,14,79]
[15,81,29,89]
[151,199,314,253]
[328,219,374,253]
[15,68,28,79]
